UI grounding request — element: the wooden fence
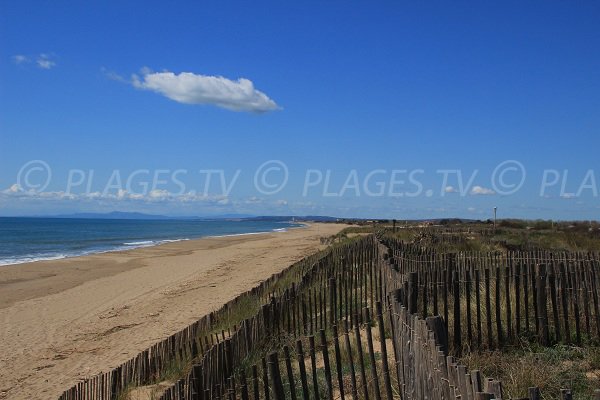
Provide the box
[152,237,383,400]
[150,237,528,400]
[382,236,600,353]
[59,233,592,400]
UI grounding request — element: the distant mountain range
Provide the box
[46,211,254,220]
[2,213,484,223]
[39,211,341,222]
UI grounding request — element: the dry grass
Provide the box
[460,341,600,399]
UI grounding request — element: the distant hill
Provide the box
[38,212,338,221]
[49,211,175,220]
[47,211,259,220]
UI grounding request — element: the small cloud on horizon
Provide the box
[1,183,229,204]
[470,185,495,195]
[0,185,312,217]
[4,183,22,193]
[444,186,457,193]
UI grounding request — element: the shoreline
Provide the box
[0,222,346,400]
[0,221,307,267]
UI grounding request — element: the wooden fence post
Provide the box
[319,329,334,400]
[364,308,382,400]
[268,353,285,400]
[353,323,370,400]
[549,271,561,343]
[537,264,550,346]
[453,270,462,354]
[283,346,297,400]
[485,269,493,349]
[529,386,541,400]
[332,325,346,400]
[561,388,573,400]
[295,340,310,400]
[308,335,320,400]
[262,357,270,400]
[376,301,394,400]
[408,272,418,315]
[343,319,358,400]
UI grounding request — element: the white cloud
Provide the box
[148,189,170,199]
[245,196,263,204]
[85,192,102,199]
[0,185,229,205]
[4,184,22,193]
[470,186,495,195]
[36,54,56,69]
[467,207,477,212]
[39,190,75,200]
[11,53,56,69]
[101,67,127,83]
[12,55,29,64]
[444,186,457,193]
[132,69,280,113]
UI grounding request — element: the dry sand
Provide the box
[0,223,346,400]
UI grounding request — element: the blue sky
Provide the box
[1,1,599,219]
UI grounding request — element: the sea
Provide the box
[0,217,303,266]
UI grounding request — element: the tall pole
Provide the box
[493,207,497,233]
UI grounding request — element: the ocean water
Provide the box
[0,217,303,266]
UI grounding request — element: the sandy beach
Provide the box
[0,223,346,400]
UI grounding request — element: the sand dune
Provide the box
[0,223,346,400]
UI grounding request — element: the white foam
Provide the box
[0,239,193,266]
[123,240,155,246]
[208,231,269,238]
[0,254,68,266]
[159,238,190,243]
[208,225,300,239]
